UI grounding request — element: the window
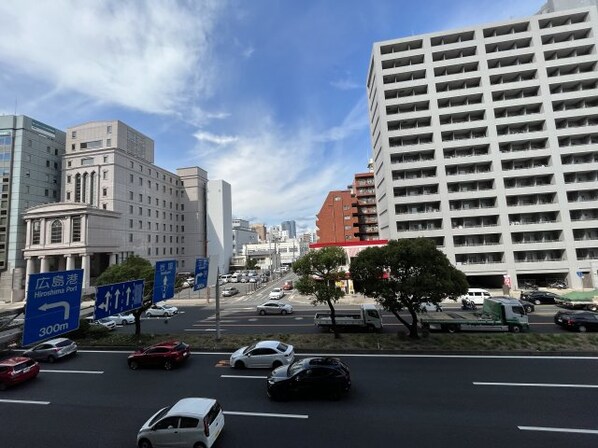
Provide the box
[102,171,107,180]
[71,131,76,138]
[72,217,81,242]
[67,175,71,184]
[129,234,133,242]
[103,156,108,163]
[107,125,112,134]
[51,220,62,243]
[129,191,134,200]
[106,139,111,147]
[32,220,41,244]
[130,174,134,183]
[80,140,101,149]
[102,188,107,197]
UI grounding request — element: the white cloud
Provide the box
[194,131,238,145]
[0,0,226,114]
[315,95,369,142]
[192,99,367,227]
[242,46,256,58]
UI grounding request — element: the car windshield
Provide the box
[56,340,72,347]
[148,406,171,427]
[243,343,257,354]
[98,318,111,323]
[288,360,303,376]
[277,342,289,352]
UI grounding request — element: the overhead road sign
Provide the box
[193,258,209,291]
[23,269,83,346]
[95,279,145,319]
[153,260,176,303]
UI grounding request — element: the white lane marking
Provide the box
[0,399,50,405]
[519,426,598,435]
[474,381,598,389]
[40,369,104,374]
[185,329,228,332]
[221,375,267,379]
[77,350,598,360]
[223,410,308,419]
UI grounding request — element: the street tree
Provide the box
[292,246,346,338]
[96,255,155,336]
[245,258,258,270]
[351,238,468,338]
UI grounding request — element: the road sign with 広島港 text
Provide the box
[23,269,83,346]
[153,260,176,303]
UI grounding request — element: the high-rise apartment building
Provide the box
[316,190,358,243]
[368,2,598,289]
[281,220,297,238]
[0,115,65,301]
[350,166,379,240]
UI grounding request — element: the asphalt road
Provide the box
[1,351,598,447]
[123,303,569,335]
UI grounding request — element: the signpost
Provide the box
[23,269,83,346]
[95,279,145,319]
[193,257,209,291]
[153,260,176,303]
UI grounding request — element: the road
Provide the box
[1,351,597,447]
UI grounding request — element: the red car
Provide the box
[128,341,191,370]
[0,356,40,391]
[282,281,293,290]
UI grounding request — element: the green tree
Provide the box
[96,255,155,336]
[245,258,258,270]
[351,238,468,338]
[292,246,346,338]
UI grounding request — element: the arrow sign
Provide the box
[95,279,145,319]
[23,269,83,346]
[153,260,176,303]
[194,257,209,291]
[38,301,71,320]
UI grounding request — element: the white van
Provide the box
[219,274,231,283]
[461,288,491,305]
[137,397,224,448]
[230,273,239,283]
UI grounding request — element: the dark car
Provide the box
[266,357,351,400]
[554,310,598,332]
[518,299,535,314]
[128,341,190,370]
[0,356,40,391]
[520,290,561,305]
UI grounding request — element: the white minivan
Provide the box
[461,288,492,305]
[137,397,224,448]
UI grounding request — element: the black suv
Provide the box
[267,357,351,400]
[520,290,561,305]
[554,310,598,332]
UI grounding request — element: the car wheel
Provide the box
[164,360,173,370]
[281,310,288,315]
[122,320,128,325]
[524,305,533,313]
[259,310,266,316]
[272,360,282,369]
[129,361,139,370]
[534,299,541,305]
[138,438,153,448]
[588,305,598,312]
[193,443,207,448]
[47,355,56,363]
[578,325,587,333]
[234,360,245,369]
[509,325,522,333]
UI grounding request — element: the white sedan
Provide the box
[108,313,135,325]
[230,340,295,369]
[257,301,293,315]
[268,288,285,300]
[145,304,179,317]
[86,317,117,330]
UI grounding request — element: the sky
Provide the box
[0,0,545,235]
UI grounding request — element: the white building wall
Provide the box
[207,179,232,274]
[368,5,598,289]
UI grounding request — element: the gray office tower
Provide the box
[368,1,598,289]
[0,115,65,302]
[281,220,297,239]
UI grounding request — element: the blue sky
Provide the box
[0,0,544,234]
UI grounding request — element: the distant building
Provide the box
[207,179,233,275]
[251,223,267,242]
[349,165,379,241]
[281,220,297,238]
[316,190,358,243]
[232,218,259,255]
[0,115,65,302]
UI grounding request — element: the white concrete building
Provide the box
[22,120,230,292]
[232,218,259,255]
[368,2,598,289]
[207,179,233,275]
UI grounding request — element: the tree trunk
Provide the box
[391,309,420,339]
[326,299,340,339]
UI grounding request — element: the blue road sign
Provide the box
[153,260,176,303]
[193,258,209,291]
[95,279,145,319]
[23,269,83,346]
[577,271,584,278]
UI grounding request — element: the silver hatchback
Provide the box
[23,338,77,363]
